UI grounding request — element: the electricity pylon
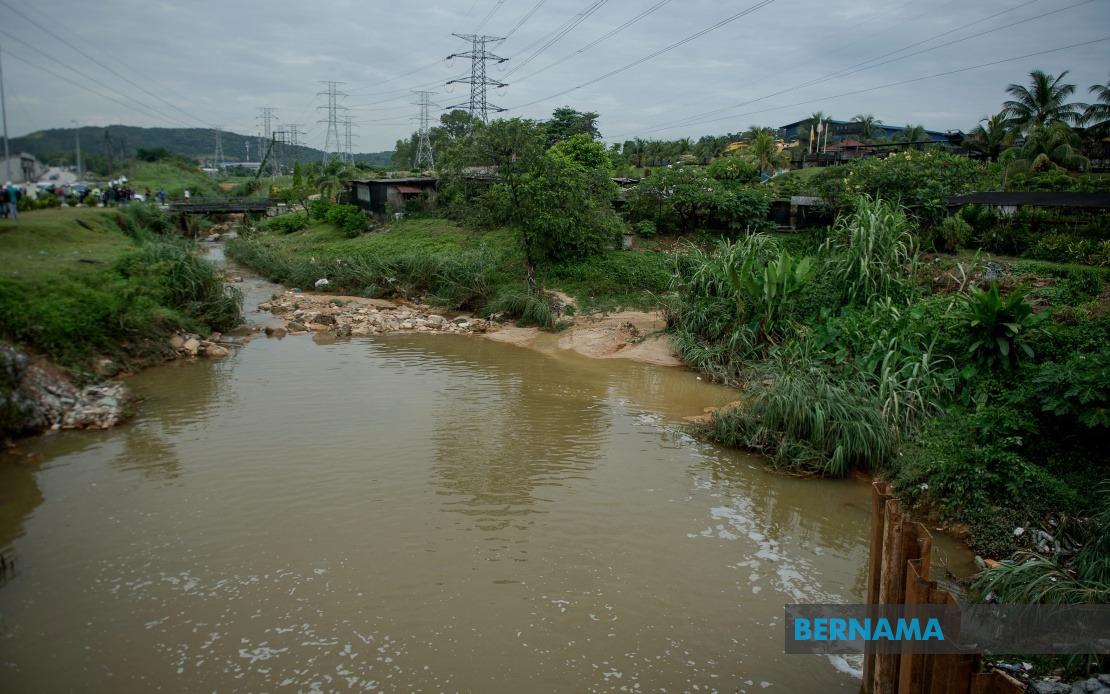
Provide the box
[212,125,225,170]
[446,34,507,123]
[341,115,358,164]
[256,107,277,173]
[317,81,347,164]
[413,90,437,170]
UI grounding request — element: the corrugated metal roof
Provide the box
[396,185,425,194]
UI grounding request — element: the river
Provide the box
[0,246,973,692]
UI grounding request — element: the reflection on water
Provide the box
[0,255,974,692]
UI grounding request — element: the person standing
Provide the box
[0,184,8,218]
[5,182,19,220]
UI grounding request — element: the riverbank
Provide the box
[0,207,242,440]
[255,287,683,367]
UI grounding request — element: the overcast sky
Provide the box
[2,0,1107,151]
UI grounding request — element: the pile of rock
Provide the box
[1031,674,1110,694]
[258,292,496,337]
[1,346,133,438]
[168,333,231,358]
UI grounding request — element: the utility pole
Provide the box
[413,90,437,170]
[284,123,305,166]
[212,125,225,171]
[317,81,347,164]
[245,140,250,162]
[446,34,508,123]
[0,40,11,183]
[71,120,83,181]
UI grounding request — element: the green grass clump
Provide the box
[0,208,240,370]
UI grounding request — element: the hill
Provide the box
[10,125,393,171]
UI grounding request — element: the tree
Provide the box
[851,114,882,140]
[1003,121,1089,173]
[707,156,760,184]
[967,113,1014,162]
[314,159,356,202]
[748,130,788,174]
[544,106,600,146]
[1002,69,1081,131]
[896,124,927,145]
[1080,74,1110,138]
[548,133,612,172]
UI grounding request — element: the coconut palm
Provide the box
[315,160,356,202]
[1002,69,1081,131]
[851,113,882,140]
[967,113,1014,162]
[1004,122,1089,173]
[896,124,927,144]
[1080,74,1110,138]
[748,130,788,175]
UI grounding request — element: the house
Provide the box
[348,177,437,215]
[0,152,47,183]
[779,119,950,143]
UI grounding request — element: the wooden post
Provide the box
[874,496,905,693]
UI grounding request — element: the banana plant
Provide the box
[723,250,816,342]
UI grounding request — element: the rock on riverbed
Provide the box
[168,332,231,358]
[1,345,132,439]
[260,292,493,337]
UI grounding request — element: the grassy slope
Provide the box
[116,161,222,199]
[239,217,674,312]
[0,208,237,371]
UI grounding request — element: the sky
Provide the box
[1,0,1107,152]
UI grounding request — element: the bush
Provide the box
[324,204,367,238]
[938,215,972,252]
[307,198,332,221]
[707,156,760,184]
[1025,232,1099,265]
[635,220,657,237]
[262,213,309,234]
[628,166,769,234]
[487,287,555,328]
[821,196,918,306]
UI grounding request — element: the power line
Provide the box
[635,0,1093,135]
[511,0,675,84]
[0,27,197,129]
[0,0,212,129]
[630,35,1110,137]
[0,43,195,129]
[503,0,610,78]
[474,0,507,32]
[502,0,550,40]
[506,0,777,111]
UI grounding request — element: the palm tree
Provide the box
[851,114,882,140]
[1006,121,1089,172]
[1002,69,1081,131]
[968,113,1014,162]
[896,124,927,144]
[1080,74,1110,138]
[315,159,355,202]
[748,130,788,175]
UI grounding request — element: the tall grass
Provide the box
[821,195,919,305]
[707,352,898,476]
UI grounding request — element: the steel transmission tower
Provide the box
[317,81,347,164]
[256,107,278,175]
[340,115,359,164]
[446,34,508,123]
[413,90,437,170]
[212,125,225,170]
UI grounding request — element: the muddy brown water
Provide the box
[0,246,973,692]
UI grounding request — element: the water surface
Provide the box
[0,260,971,692]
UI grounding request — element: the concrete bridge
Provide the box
[168,198,271,214]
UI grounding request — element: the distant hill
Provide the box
[10,125,393,168]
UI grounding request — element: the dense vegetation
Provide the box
[0,206,241,372]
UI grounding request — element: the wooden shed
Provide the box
[348,177,438,216]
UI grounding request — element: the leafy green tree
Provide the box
[630,166,768,233]
[548,133,612,172]
[314,159,356,202]
[896,124,927,144]
[1003,69,1081,131]
[544,106,601,146]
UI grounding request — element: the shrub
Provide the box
[962,282,1039,370]
[262,213,309,234]
[307,198,332,221]
[707,156,760,184]
[487,287,555,328]
[938,215,972,252]
[635,220,657,237]
[324,204,367,238]
[1025,232,1099,265]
